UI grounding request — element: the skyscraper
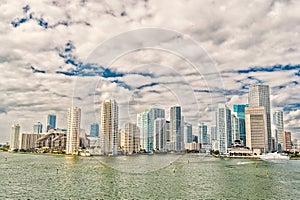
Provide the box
[216,104,232,154]
[137,108,165,152]
[90,123,99,137]
[248,85,272,151]
[10,124,20,150]
[100,99,119,155]
[66,107,81,154]
[245,106,268,154]
[170,105,182,151]
[233,104,248,146]
[33,122,43,134]
[273,110,284,152]
[210,126,217,141]
[198,123,208,144]
[183,123,193,145]
[154,118,166,151]
[47,114,56,131]
[231,114,240,143]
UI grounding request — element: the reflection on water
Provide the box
[0,152,299,199]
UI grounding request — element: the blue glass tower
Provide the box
[233,104,248,146]
[90,123,99,137]
[47,114,56,131]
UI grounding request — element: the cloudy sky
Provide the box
[1,0,300,143]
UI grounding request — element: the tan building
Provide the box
[20,133,42,150]
[101,99,119,155]
[245,106,268,154]
[283,131,292,151]
[66,107,81,154]
[123,123,140,154]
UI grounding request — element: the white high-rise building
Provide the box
[10,124,20,150]
[101,99,119,155]
[273,110,284,151]
[66,107,81,154]
[137,108,165,152]
[248,84,272,151]
[170,105,182,151]
[216,104,232,154]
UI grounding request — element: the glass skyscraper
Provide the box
[233,104,248,146]
[33,122,43,134]
[90,123,99,137]
[170,105,182,151]
[198,123,208,144]
[47,114,56,131]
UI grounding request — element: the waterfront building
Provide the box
[137,108,165,152]
[47,114,56,131]
[124,123,140,154]
[210,126,217,141]
[100,99,119,155]
[283,131,292,151]
[231,114,240,143]
[90,123,99,137]
[10,124,20,150]
[170,105,182,151]
[66,107,81,155]
[35,129,66,151]
[183,123,193,148]
[198,123,208,144]
[233,104,248,146]
[20,133,41,150]
[216,104,232,154]
[33,122,43,134]
[154,118,166,151]
[248,85,272,151]
[245,106,268,154]
[185,142,201,151]
[273,110,284,152]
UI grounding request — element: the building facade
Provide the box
[198,123,208,144]
[90,123,99,137]
[154,118,167,151]
[283,131,292,151]
[66,107,81,154]
[47,114,56,131]
[100,99,119,155]
[33,122,43,134]
[248,85,272,151]
[216,104,232,154]
[170,105,182,151]
[245,106,268,154]
[273,110,284,152]
[10,124,20,150]
[233,104,248,146]
[123,123,140,154]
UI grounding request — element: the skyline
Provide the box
[1,1,300,143]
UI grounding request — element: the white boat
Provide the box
[259,152,289,162]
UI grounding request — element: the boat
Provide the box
[259,152,289,162]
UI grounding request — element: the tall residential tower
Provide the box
[66,107,81,154]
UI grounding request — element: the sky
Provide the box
[0,0,300,143]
